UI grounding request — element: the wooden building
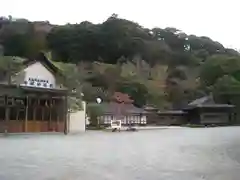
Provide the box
[96,102,148,126]
[157,110,187,125]
[93,92,148,126]
[143,105,187,126]
[184,96,235,125]
[143,105,159,125]
[144,96,235,126]
[0,53,68,133]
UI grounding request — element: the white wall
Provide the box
[100,115,147,125]
[20,62,57,88]
[69,101,86,133]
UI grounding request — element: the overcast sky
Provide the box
[2,0,239,49]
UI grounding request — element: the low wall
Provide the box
[7,121,24,133]
[27,121,64,132]
[0,120,65,133]
[0,120,24,133]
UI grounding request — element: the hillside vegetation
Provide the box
[1,15,240,115]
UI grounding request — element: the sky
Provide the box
[1,0,240,49]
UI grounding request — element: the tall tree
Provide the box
[200,55,240,87]
[0,56,24,84]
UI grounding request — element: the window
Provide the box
[0,96,5,105]
[51,108,58,122]
[7,97,14,106]
[127,116,130,124]
[15,98,25,106]
[29,98,38,106]
[9,107,17,120]
[137,116,140,124]
[18,109,25,120]
[36,108,42,121]
[104,116,111,124]
[27,107,34,121]
[40,99,46,106]
[123,116,127,124]
[141,116,147,124]
[43,108,50,121]
[0,107,5,121]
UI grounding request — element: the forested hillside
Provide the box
[1,14,240,111]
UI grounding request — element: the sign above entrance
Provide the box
[23,77,53,88]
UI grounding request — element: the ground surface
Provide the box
[1,127,240,180]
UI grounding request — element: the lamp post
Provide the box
[96,97,102,127]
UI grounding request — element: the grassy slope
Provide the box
[50,57,199,109]
[97,61,169,108]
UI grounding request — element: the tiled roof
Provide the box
[90,102,148,115]
[187,95,234,109]
[188,96,214,106]
[157,110,186,115]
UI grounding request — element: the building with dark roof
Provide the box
[156,110,187,125]
[184,96,235,125]
[95,102,148,126]
[143,96,235,126]
[93,95,235,126]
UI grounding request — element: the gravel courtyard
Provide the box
[1,127,240,180]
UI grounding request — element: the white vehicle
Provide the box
[111,120,121,132]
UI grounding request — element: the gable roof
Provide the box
[89,102,148,115]
[188,96,214,106]
[23,52,62,75]
[186,95,234,109]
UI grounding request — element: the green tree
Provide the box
[0,19,48,57]
[0,56,24,84]
[200,55,240,87]
[116,81,148,107]
[56,62,88,111]
[213,75,240,96]
[152,27,187,52]
[86,104,103,127]
[213,75,240,123]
